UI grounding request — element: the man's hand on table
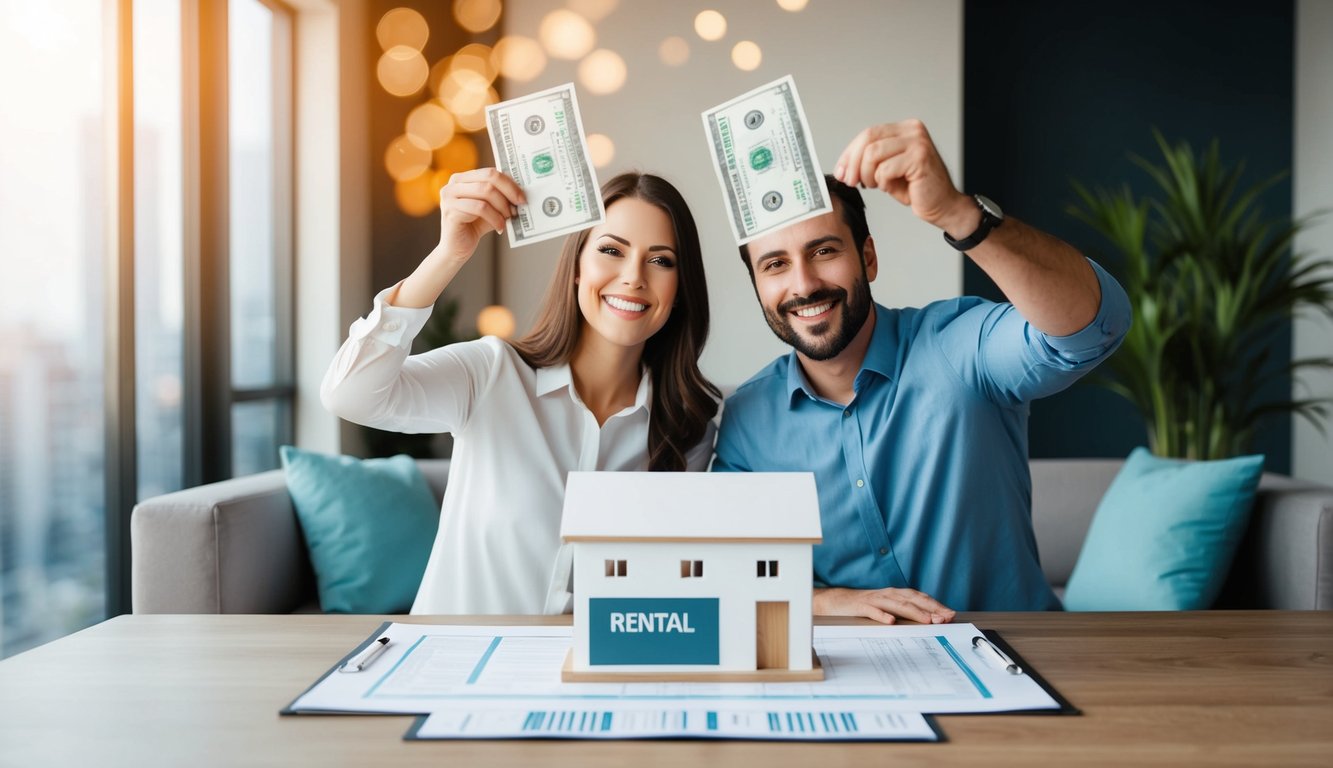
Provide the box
[814,587,956,625]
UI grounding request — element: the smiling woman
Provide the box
[321,170,719,617]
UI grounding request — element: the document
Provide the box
[485,82,604,248]
[408,703,939,741]
[702,75,831,244]
[286,622,1060,717]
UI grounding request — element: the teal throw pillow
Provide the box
[1063,447,1264,611]
[280,446,439,613]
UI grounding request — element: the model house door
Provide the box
[755,601,789,670]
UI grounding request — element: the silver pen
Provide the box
[971,635,1022,675]
[340,636,390,673]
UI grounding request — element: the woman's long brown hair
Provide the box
[508,172,719,471]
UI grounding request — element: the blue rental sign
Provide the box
[589,597,720,665]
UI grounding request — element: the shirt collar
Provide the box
[784,303,896,408]
[535,362,652,414]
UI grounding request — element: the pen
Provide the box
[340,637,390,673]
[971,635,1022,675]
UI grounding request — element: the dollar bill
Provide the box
[486,83,605,248]
[702,75,831,245]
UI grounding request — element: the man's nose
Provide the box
[789,256,818,297]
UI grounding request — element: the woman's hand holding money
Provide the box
[392,168,526,309]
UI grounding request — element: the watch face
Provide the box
[975,194,1003,220]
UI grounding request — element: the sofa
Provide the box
[129,458,1333,613]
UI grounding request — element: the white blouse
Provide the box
[320,287,716,615]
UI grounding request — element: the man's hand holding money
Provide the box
[832,119,981,241]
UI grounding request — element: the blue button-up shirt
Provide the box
[712,259,1131,611]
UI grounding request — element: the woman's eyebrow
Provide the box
[598,233,675,253]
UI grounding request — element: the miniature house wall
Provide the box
[560,471,823,681]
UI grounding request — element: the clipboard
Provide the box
[966,628,1080,716]
[279,621,398,717]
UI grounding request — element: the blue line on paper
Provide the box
[466,636,503,685]
[937,636,992,698]
[363,635,427,698]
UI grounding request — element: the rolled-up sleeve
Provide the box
[1039,259,1132,364]
[935,258,1131,405]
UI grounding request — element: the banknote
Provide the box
[486,83,605,248]
[702,75,831,244]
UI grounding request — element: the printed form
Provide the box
[286,622,1058,739]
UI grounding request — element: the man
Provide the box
[712,120,1131,622]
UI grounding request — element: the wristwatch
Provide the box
[942,194,1004,251]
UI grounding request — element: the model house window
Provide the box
[680,560,704,578]
[604,559,628,578]
[757,560,780,577]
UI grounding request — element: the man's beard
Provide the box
[762,277,873,361]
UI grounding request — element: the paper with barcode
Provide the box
[408,704,939,741]
[485,82,605,248]
[702,75,831,245]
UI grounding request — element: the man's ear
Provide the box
[862,236,879,282]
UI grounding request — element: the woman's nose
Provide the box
[620,256,646,287]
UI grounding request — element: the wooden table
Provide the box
[1,612,1330,767]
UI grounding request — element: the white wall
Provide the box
[499,0,963,387]
[1294,0,1333,484]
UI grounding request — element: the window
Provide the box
[604,559,628,578]
[0,0,109,658]
[0,0,302,658]
[135,0,185,502]
[227,0,294,476]
[680,560,704,578]
[757,560,780,577]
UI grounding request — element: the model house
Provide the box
[559,471,824,681]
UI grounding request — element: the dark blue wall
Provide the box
[962,0,1295,471]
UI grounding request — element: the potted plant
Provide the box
[1068,133,1333,460]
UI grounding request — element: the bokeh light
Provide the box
[568,0,618,22]
[731,40,762,71]
[477,305,517,338]
[694,10,726,41]
[539,10,596,60]
[429,55,454,97]
[453,86,499,133]
[491,35,547,81]
[440,69,493,115]
[376,7,428,51]
[385,134,432,181]
[405,102,455,150]
[578,49,627,95]
[377,45,429,97]
[434,134,480,177]
[453,0,502,34]
[395,170,441,217]
[451,42,496,83]
[776,0,809,10]
[658,36,689,67]
[586,133,615,168]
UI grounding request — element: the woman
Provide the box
[321,168,719,615]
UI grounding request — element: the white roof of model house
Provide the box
[560,472,822,543]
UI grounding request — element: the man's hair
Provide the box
[738,174,870,277]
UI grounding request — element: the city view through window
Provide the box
[0,0,288,659]
[0,0,110,659]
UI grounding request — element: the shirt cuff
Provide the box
[1039,258,1131,364]
[347,282,433,348]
